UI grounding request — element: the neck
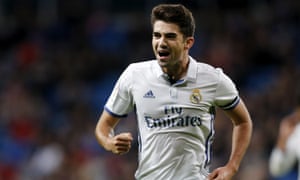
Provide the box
[163,57,190,81]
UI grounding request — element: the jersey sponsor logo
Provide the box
[144,105,203,128]
[144,115,202,128]
[190,88,201,104]
[143,90,155,98]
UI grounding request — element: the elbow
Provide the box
[94,126,102,145]
[94,127,99,139]
[94,124,112,152]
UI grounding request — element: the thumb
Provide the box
[123,132,133,140]
[207,170,217,180]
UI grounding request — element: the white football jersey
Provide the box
[105,57,239,180]
[269,124,300,180]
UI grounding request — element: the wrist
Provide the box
[103,136,114,152]
[226,162,239,174]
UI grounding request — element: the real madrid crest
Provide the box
[190,89,202,104]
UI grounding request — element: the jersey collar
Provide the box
[186,56,197,82]
[154,56,197,83]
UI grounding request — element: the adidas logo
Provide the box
[143,90,155,98]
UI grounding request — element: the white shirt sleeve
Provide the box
[269,148,297,177]
[214,68,239,110]
[105,64,134,117]
[269,125,300,177]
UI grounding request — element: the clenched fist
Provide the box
[109,132,133,155]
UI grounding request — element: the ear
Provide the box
[184,37,194,50]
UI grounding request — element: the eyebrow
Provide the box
[153,32,177,38]
[166,32,177,37]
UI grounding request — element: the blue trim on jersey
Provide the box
[134,105,142,155]
[219,96,240,110]
[104,106,128,118]
[137,130,142,164]
[204,111,215,168]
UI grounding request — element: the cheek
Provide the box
[152,40,157,50]
[173,45,184,56]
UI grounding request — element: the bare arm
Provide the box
[208,99,253,180]
[95,110,133,155]
[275,115,298,151]
[269,113,299,176]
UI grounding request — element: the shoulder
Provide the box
[189,57,222,74]
[128,60,156,68]
[192,59,226,81]
[125,60,156,73]
[199,62,220,72]
[120,60,157,83]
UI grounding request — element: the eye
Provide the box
[153,32,161,39]
[165,33,177,39]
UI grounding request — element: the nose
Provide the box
[158,37,167,48]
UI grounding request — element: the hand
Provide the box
[109,132,133,155]
[207,166,236,180]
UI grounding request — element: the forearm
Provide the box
[208,113,252,180]
[95,123,115,151]
[227,120,252,171]
[95,111,119,151]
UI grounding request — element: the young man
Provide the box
[95,4,252,180]
[269,86,300,179]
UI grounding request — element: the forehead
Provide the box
[153,20,182,34]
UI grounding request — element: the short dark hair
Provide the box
[151,4,195,38]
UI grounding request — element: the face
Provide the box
[152,20,194,69]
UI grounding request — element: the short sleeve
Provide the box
[104,65,135,117]
[269,125,300,177]
[269,148,297,177]
[214,68,239,110]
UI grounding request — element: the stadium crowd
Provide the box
[0,0,299,179]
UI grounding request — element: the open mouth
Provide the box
[158,51,170,58]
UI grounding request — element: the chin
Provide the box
[157,59,168,67]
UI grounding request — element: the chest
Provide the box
[131,78,216,117]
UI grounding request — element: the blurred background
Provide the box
[0,0,299,179]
